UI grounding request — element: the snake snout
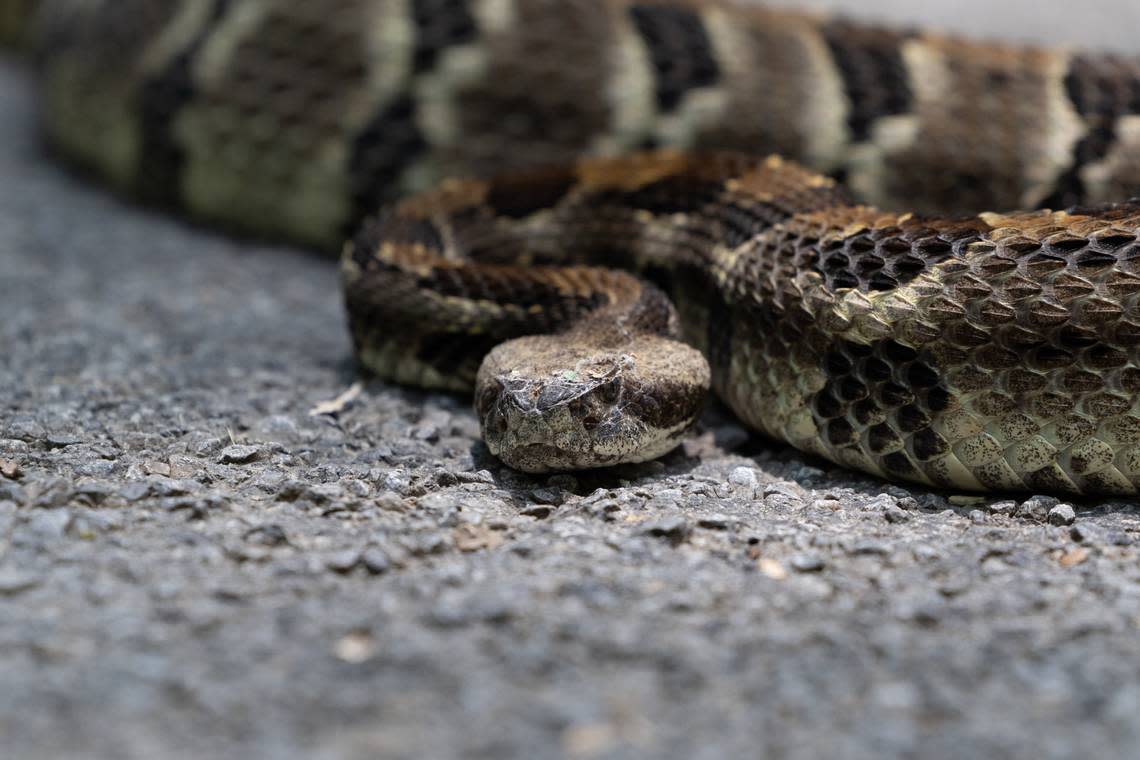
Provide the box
[474,334,711,472]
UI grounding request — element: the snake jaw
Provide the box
[475,334,710,472]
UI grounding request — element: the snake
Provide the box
[10,0,1140,495]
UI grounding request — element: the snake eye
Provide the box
[474,384,499,417]
[487,405,509,435]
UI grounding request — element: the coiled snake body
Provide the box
[15,0,1140,494]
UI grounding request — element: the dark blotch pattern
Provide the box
[811,337,950,482]
[348,94,429,225]
[597,176,729,217]
[410,0,477,74]
[821,22,913,143]
[815,216,985,293]
[135,0,232,205]
[1043,54,1140,208]
[629,4,720,111]
[486,166,578,219]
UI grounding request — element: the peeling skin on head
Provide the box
[475,333,710,473]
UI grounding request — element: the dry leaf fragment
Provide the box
[1059,547,1090,568]
[758,558,788,580]
[453,524,505,553]
[309,382,363,417]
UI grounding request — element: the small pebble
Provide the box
[863,494,896,512]
[987,500,1017,516]
[219,445,261,464]
[697,514,732,530]
[192,437,226,457]
[639,514,691,544]
[72,459,115,477]
[325,550,361,574]
[1048,504,1076,526]
[361,548,391,575]
[884,506,910,524]
[252,470,286,493]
[1020,495,1060,522]
[0,569,40,596]
[151,478,197,497]
[912,544,942,563]
[72,480,114,505]
[1069,524,1098,544]
[245,524,289,547]
[24,509,72,539]
[850,539,890,556]
[1107,530,1134,547]
[793,465,825,481]
[757,558,787,580]
[529,487,564,505]
[650,488,683,504]
[119,481,151,502]
[789,553,825,572]
[728,467,758,488]
[6,418,45,441]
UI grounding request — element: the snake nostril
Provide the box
[580,412,604,431]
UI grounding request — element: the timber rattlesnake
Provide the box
[12,0,1140,494]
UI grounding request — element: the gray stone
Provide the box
[219,445,262,464]
[1020,495,1061,522]
[0,568,41,596]
[119,481,151,501]
[987,500,1018,516]
[697,514,733,530]
[728,467,758,488]
[862,494,897,512]
[520,504,553,519]
[529,487,564,505]
[325,550,361,573]
[639,514,691,544]
[1048,504,1077,526]
[850,540,891,556]
[884,506,910,524]
[24,509,72,539]
[789,553,826,572]
[6,418,46,441]
[361,548,392,575]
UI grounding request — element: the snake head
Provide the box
[475,333,710,472]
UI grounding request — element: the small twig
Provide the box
[309,381,364,417]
